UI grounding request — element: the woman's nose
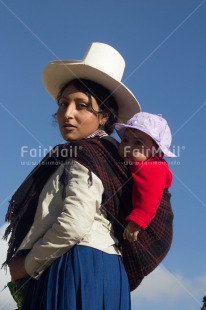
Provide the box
[64,103,75,119]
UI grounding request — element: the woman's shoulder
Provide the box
[66,136,120,162]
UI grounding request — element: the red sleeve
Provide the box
[126,159,172,229]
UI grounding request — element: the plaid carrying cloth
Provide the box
[121,190,173,290]
[65,137,174,291]
[3,136,173,293]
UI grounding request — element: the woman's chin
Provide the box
[61,132,78,142]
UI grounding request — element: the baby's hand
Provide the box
[123,222,141,242]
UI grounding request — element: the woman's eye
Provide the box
[58,100,67,107]
[77,103,88,109]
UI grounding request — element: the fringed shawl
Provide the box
[3,135,173,291]
[3,145,65,266]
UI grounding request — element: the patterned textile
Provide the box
[3,145,65,266]
[3,135,173,292]
[7,277,30,309]
[122,189,173,289]
[61,137,174,290]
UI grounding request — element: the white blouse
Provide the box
[17,161,121,279]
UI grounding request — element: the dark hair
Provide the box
[56,79,119,134]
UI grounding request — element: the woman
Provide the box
[4,42,141,309]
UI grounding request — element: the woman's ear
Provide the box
[99,114,109,127]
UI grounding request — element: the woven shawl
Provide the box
[3,136,173,291]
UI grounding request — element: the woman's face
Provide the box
[57,84,106,141]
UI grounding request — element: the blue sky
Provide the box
[0,0,206,309]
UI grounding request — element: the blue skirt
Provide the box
[21,245,131,310]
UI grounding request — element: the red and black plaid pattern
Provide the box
[69,137,174,291]
[121,190,173,290]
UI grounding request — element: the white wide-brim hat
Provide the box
[42,42,141,123]
[114,112,176,158]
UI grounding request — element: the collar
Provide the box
[85,130,108,139]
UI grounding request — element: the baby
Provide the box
[114,112,176,242]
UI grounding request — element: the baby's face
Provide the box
[118,128,157,163]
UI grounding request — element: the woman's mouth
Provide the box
[63,123,76,130]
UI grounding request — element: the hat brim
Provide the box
[114,123,129,138]
[42,61,141,123]
[159,146,176,158]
